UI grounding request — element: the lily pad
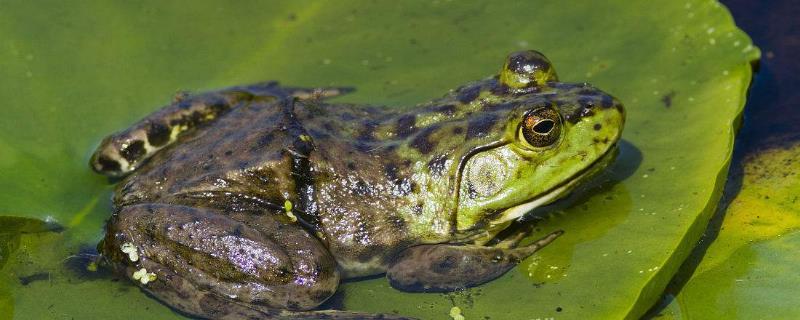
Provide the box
[655,140,800,319]
[0,1,757,319]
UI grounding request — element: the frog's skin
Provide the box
[91,50,624,320]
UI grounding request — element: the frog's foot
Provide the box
[101,203,367,318]
[386,230,563,292]
[492,223,536,249]
[89,82,353,178]
[143,266,413,320]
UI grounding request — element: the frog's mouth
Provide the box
[489,144,619,228]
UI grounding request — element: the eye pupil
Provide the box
[519,107,561,148]
[533,120,555,134]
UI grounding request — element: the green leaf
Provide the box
[0,1,757,319]
[655,140,800,319]
[0,216,59,319]
[0,216,58,268]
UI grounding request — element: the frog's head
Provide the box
[452,50,625,235]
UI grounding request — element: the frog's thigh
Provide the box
[386,231,562,292]
[102,203,340,314]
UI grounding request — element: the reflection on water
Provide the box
[522,140,640,281]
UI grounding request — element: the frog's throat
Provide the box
[490,143,618,228]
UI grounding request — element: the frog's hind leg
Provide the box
[90,82,277,177]
[101,203,409,320]
[386,230,563,292]
[89,82,353,178]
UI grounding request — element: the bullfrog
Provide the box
[90,50,624,319]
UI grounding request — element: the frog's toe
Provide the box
[90,133,149,177]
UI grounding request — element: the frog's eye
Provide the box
[500,50,559,90]
[518,107,562,148]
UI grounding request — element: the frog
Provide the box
[90,50,624,320]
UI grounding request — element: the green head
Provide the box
[451,50,625,234]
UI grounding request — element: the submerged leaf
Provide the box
[657,140,800,319]
[0,216,59,268]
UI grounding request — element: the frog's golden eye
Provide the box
[518,107,561,148]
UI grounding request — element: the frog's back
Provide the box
[114,92,401,202]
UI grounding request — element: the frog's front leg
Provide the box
[386,230,563,292]
[89,82,353,177]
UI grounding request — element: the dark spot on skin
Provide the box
[96,155,121,172]
[347,162,357,170]
[594,123,602,131]
[578,96,596,109]
[467,182,479,199]
[394,178,413,196]
[413,202,424,215]
[388,216,406,230]
[490,83,509,96]
[395,114,416,138]
[354,180,370,196]
[452,126,464,134]
[601,94,615,109]
[147,122,171,147]
[466,113,499,139]
[565,104,596,124]
[457,85,481,103]
[409,125,440,154]
[384,163,399,180]
[119,140,145,162]
[224,150,233,156]
[661,90,676,108]
[232,224,244,237]
[427,155,448,176]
